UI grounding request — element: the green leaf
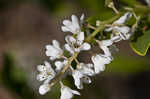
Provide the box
[120,0,137,6]
[87,11,115,25]
[130,30,150,56]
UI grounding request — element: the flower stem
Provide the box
[50,52,79,87]
[86,13,122,42]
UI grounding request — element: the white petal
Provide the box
[95,64,105,73]
[80,14,85,24]
[49,56,56,60]
[71,15,80,32]
[61,26,70,32]
[63,20,75,33]
[45,45,53,50]
[71,90,80,95]
[111,35,122,42]
[45,46,57,57]
[100,46,112,56]
[44,61,56,76]
[104,27,113,32]
[91,55,105,74]
[114,12,132,24]
[77,32,84,44]
[100,40,113,47]
[37,65,46,72]
[114,26,130,34]
[63,20,72,27]
[72,70,84,89]
[45,44,63,59]
[36,72,47,81]
[79,63,95,76]
[65,35,76,44]
[87,63,94,68]
[60,84,80,99]
[80,43,91,51]
[44,61,51,68]
[45,50,54,57]
[52,40,60,49]
[64,44,74,54]
[91,54,112,74]
[55,61,64,71]
[114,26,131,40]
[39,84,50,95]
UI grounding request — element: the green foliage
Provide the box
[87,11,115,25]
[106,55,150,75]
[130,30,150,56]
[76,0,109,13]
[120,0,138,7]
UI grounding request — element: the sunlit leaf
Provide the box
[130,30,150,56]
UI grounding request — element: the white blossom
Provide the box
[106,25,132,42]
[37,61,55,83]
[114,26,132,40]
[97,39,113,57]
[61,14,84,34]
[55,60,68,71]
[46,40,63,60]
[39,83,50,95]
[60,82,80,99]
[65,34,91,54]
[105,12,132,41]
[78,63,95,76]
[72,70,91,89]
[91,54,112,74]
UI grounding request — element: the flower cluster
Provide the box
[36,12,137,99]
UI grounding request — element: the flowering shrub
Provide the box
[36,1,150,99]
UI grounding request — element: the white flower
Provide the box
[46,40,63,60]
[107,26,131,42]
[97,39,113,56]
[72,70,91,89]
[105,12,132,41]
[55,60,68,71]
[114,26,131,40]
[39,83,50,95]
[60,82,80,99]
[61,14,84,34]
[91,54,113,74]
[65,34,91,54]
[78,63,95,76]
[37,61,55,83]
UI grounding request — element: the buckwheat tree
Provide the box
[36,0,150,99]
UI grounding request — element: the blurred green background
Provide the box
[0,0,150,99]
